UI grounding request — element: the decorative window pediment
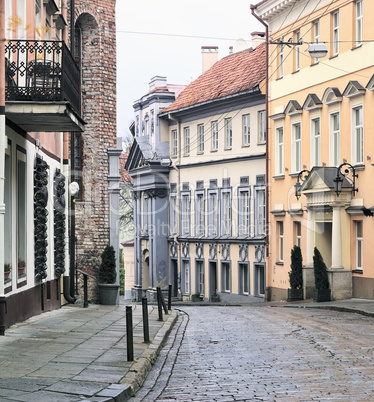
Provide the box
[284,100,302,116]
[366,74,374,91]
[343,81,365,98]
[269,112,285,121]
[322,87,342,105]
[303,94,322,111]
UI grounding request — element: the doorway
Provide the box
[209,261,218,296]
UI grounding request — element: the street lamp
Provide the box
[294,169,310,200]
[333,163,358,197]
[308,43,328,59]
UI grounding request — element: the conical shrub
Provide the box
[99,245,116,284]
[313,247,329,290]
[289,245,303,289]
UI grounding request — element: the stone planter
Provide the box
[191,295,203,302]
[313,288,331,302]
[98,283,119,305]
[210,294,220,302]
[287,288,303,302]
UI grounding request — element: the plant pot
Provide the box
[18,267,25,276]
[98,283,119,305]
[4,271,10,281]
[287,288,303,302]
[191,295,202,302]
[210,294,220,302]
[313,288,331,302]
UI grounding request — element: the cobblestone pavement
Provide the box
[131,305,374,401]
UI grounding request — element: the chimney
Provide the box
[149,76,167,92]
[201,46,218,74]
[251,31,265,49]
[229,46,233,55]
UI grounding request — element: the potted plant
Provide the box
[98,245,119,305]
[191,291,202,302]
[210,291,220,302]
[18,259,26,276]
[313,247,331,302]
[4,263,11,281]
[288,245,303,301]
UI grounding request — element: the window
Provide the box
[353,106,363,164]
[279,38,284,77]
[239,263,249,295]
[295,30,301,71]
[238,188,250,236]
[292,123,301,172]
[198,124,204,153]
[295,221,301,248]
[195,192,205,237]
[181,193,190,235]
[73,133,83,200]
[356,1,363,47]
[170,194,178,235]
[212,121,218,151]
[243,114,250,146]
[276,127,284,175]
[259,111,266,143]
[225,118,232,149]
[172,130,177,157]
[207,190,218,236]
[184,127,190,155]
[4,147,12,279]
[183,260,190,294]
[5,0,11,35]
[17,150,27,275]
[255,188,266,236]
[333,11,339,56]
[313,20,320,63]
[356,221,363,270]
[196,261,204,295]
[311,118,321,166]
[17,0,25,38]
[221,262,231,292]
[330,112,340,166]
[278,221,284,263]
[221,190,231,236]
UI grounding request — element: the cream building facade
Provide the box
[254,0,374,300]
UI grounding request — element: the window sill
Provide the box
[351,44,362,51]
[197,152,204,155]
[292,69,300,74]
[211,149,218,153]
[224,148,232,151]
[275,261,284,266]
[273,174,285,180]
[310,61,319,67]
[329,54,339,60]
[242,144,250,148]
[276,77,283,81]
[354,164,365,171]
[352,269,363,274]
[288,172,299,178]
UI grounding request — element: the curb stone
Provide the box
[120,309,178,398]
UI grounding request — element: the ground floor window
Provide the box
[182,260,190,294]
[239,263,249,295]
[221,262,231,292]
[356,220,363,271]
[255,264,265,296]
[196,260,204,295]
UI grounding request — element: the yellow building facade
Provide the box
[254,0,374,300]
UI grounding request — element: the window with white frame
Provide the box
[255,188,266,236]
[311,118,321,166]
[356,1,363,47]
[4,146,12,277]
[196,260,204,295]
[295,30,301,71]
[352,105,363,165]
[239,263,249,295]
[195,191,205,237]
[207,190,218,236]
[184,127,190,155]
[181,193,190,235]
[221,262,231,292]
[330,112,340,166]
[356,220,363,270]
[238,188,250,236]
[198,124,204,153]
[292,123,302,172]
[276,127,284,175]
[259,111,266,143]
[17,149,27,273]
[170,193,178,235]
[221,190,231,236]
[313,20,320,63]
[279,38,284,77]
[17,0,26,38]
[172,130,177,157]
[295,221,301,248]
[211,121,218,151]
[278,221,284,263]
[183,260,190,294]
[333,11,339,56]
[225,118,232,149]
[243,114,250,146]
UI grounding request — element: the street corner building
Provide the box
[0,0,117,332]
[127,40,268,303]
[254,0,374,301]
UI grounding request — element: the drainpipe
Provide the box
[250,4,269,257]
[0,0,6,333]
[168,113,181,299]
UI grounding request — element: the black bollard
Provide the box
[83,274,88,308]
[168,284,172,311]
[157,287,163,321]
[142,297,150,343]
[126,306,134,361]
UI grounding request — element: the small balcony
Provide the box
[5,40,84,132]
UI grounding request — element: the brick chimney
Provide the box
[251,32,265,49]
[201,46,218,74]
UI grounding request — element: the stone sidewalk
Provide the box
[0,300,177,401]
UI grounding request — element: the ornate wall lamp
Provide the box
[294,169,310,200]
[333,163,358,197]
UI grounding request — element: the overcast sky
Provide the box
[115,1,264,139]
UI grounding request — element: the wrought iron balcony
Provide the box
[5,40,84,132]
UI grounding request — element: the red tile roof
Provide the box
[160,43,266,114]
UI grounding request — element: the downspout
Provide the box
[168,113,181,299]
[251,4,269,258]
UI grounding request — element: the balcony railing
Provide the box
[5,40,80,114]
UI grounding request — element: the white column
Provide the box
[306,209,314,266]
[331,204,342,269]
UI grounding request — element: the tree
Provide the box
[99,245,116,284]
[289,245,303,289]
[313,247,329,290]
[119,149,134,243]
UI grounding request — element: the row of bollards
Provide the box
[125,285,172,361]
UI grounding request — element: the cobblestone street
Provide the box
[132,305,374,401]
